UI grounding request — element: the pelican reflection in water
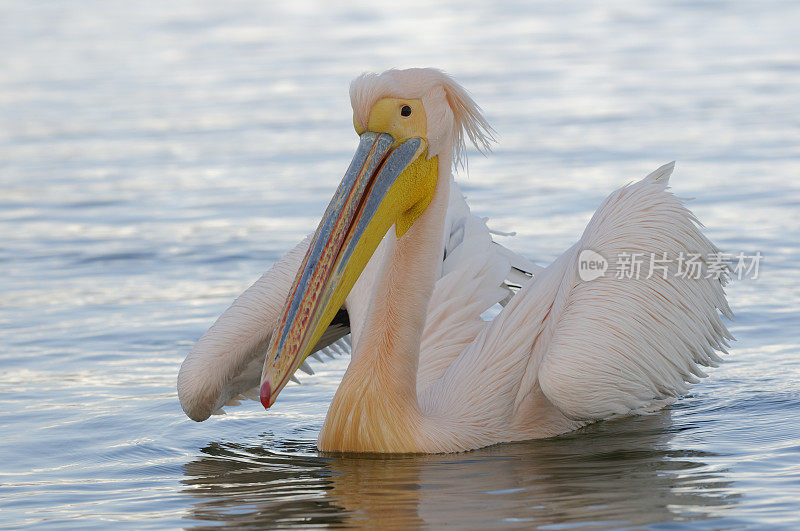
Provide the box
[180,413,737,527]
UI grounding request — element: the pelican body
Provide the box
[178,68,732,453]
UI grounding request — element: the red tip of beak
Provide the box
[259,381,271,410]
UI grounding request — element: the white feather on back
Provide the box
[534,163,732,420]
[417,181,517,394]
[422,163,732,440]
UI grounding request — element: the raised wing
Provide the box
[423,163,732,441]
[532,162,733,420]
[177,234,350,421]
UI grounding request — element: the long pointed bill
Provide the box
[259,132,432,409]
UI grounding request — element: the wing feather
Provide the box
[423,164,732,441]
[177,234,351,420]
[417,181,535,393]
[533,163,733,420]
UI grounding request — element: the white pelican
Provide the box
[178,68,732,453]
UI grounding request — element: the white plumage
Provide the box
[180,165,731,433]
[416,163,732,450]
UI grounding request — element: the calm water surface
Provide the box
[1,1,799,528]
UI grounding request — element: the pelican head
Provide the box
[259,68,493,409]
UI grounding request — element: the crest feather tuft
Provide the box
[350,68,495,169]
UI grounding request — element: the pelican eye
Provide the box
[400,105,412,117]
